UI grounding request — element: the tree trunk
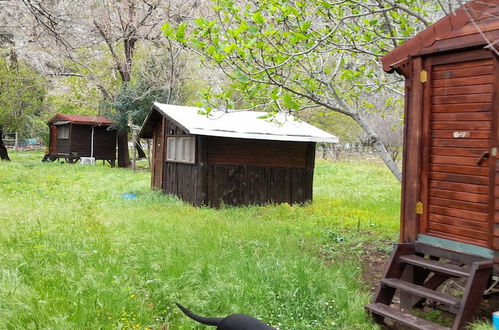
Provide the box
[352,113,402,182]
[0,126,11,161]
[117,129,131,168]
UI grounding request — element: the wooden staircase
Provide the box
[365,243,493,329]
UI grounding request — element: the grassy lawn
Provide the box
[0,152,401,329]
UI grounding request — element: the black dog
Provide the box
[176,303,275,330]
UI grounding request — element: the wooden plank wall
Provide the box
[66,125,116,160]
[151,120,165,189]
[93,127,116,160]
[423,57,493,248]
[49,125,57,154]
[206,137,308,168]
[56,138,70,155]
[164,162,202,204]
[160,134,315,207]
[495,159,499,249]
[70,125,91,156]
[205,137,314,207]
[206,165,312,207]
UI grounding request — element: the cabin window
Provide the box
[57,125,70,139]
[166,136,195,164]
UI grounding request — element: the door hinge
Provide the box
[420,70,428,83]
[416,201,424,215]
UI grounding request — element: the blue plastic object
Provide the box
[493,311,499,330]
[123,193,137,200]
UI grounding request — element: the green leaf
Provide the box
[223,43,237,53]
[175,23,187,41]
[252,12,265,24]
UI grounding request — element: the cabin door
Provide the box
[50,125,57,154]
[419,52,495,249]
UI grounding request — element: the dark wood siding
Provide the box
[420,54,494,248]
[206,137,308,168]
[93,126,116,160]
[56,138,70,155]
[69,125,91,156]
[152,120,165,189]
[152,119,317,207]
[164,162,202,204]
[494,159,499,249]
[49,125,57,154]
[69,125,116,160]
[206,164,313,207]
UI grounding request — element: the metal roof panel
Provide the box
[152,102,339,143]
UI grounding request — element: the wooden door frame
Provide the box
[490,52,499,251]
[419,49,495,249]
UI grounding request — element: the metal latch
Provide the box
[416,201,424,215]
[420,70,428,83]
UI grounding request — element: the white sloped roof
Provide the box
[153,102,339,143]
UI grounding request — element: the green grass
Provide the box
[0,152,401,329]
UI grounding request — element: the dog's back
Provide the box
[176,303,275,330]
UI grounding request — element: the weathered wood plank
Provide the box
[430,155,488,166]
[429,180,489,194]
[430,196,489,213]
[432,112,492,121]
[429,214,488,231]
[431,172,489,185]
[432,58,493,72]
[433,75,493,88]
[429,205,488,223]
[432,103,490,113]
[431,139,490,148]
[430,164,489,176]
[432,93,492,105]
[431,130,490,139]
[432,84,493,96]
[429,188,489,203]
[427,221,487,241]
[432,65,494,80]
[431,147,485,157]
[431,121,491,130]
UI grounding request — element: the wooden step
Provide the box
[381,278,461,307]
[365,303,450,330]
[399,255,470,278]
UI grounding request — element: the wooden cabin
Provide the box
[44,114,116,165]
[139,102,338,207]
[366,1,499,329]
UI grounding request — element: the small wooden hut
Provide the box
[139,103,338,207]
[366,1,499,329]
[44,114,116,165]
